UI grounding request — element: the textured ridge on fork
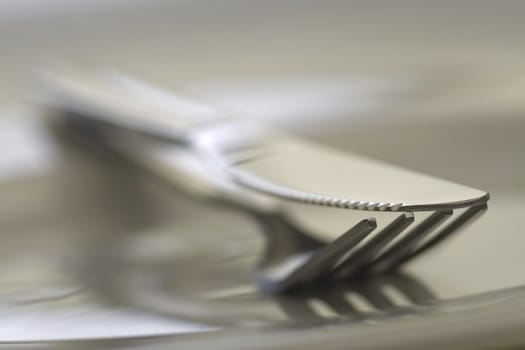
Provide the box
[230,169,404,211]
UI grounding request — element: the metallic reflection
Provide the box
[275,273,436,324]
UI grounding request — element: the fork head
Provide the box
[255,204,487,294]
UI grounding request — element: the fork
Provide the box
[37,68,490,294]
[251,204,486,293]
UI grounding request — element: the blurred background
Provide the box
[0,0,524,347]
[1,0,524,182]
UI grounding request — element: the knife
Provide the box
[35,68,489,213]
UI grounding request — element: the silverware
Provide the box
[36,68,489,293]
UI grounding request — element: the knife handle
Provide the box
[36,68,232,145]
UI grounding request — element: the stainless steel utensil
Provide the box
[36,68,489,293]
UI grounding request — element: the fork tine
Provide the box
[280,218,377,289]
[331,213,415,280]
[393,204,487,267]
[369,210,453,273]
